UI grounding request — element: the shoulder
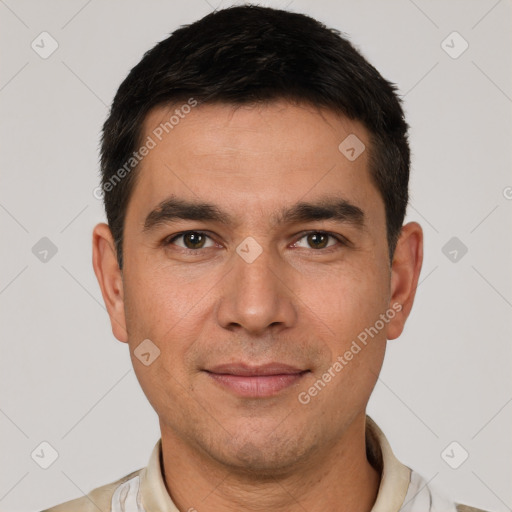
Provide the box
[456,504,494,512]
[40,468,143,512]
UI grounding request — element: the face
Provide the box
[93,100,422,475]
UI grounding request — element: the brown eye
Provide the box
[294,231,342,250]
[166,231,214,250]
[307,232,329,249]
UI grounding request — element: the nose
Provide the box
[216,242,297,335]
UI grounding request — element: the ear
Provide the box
[386,221,423,340]
[92,223,128,343]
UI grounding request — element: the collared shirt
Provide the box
[42,415,484,512]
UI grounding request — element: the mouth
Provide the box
[203,363,310,398]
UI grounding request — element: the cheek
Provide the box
[124,273,202,412]
[123,263,205,336]
[309,263,389,340]
[123,265,211,376]
[306,270,389,406]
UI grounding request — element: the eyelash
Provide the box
[163,230,349,254]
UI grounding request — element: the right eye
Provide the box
[164,231,217,251]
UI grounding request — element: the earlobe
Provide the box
[386,222,423,340]
[92,223,129,343]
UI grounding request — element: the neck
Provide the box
[159,413,381,512]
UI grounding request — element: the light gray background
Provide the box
[1,0,511,511]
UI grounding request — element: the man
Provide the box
[43,5,490,512]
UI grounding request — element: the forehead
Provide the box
[126,100,383,228]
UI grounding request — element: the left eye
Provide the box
[293,231,342,250]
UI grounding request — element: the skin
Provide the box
[92,100,423,512]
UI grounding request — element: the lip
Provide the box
[204,363,309,398]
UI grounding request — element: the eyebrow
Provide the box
[143,194,366,232]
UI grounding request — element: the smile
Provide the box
[203,363,310,398]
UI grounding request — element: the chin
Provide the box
[208,427,316,478]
